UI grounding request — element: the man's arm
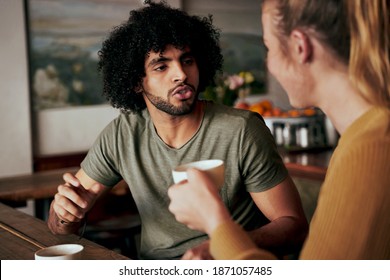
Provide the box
[168,170,308,259]
[48,168,109,235]
[248,175,309,256]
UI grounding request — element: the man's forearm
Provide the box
[47,201,83,235]
[248,216,308,257]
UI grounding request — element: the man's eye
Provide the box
[183,58,194,65]
[154,65,167,71]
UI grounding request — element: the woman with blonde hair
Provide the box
[168,0,390,259]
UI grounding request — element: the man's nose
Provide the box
[172,64,187,83]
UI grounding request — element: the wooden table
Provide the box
[0,167,79,202]
[0,202,129,260]
[0,167,79,220]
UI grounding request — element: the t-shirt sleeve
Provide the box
[240,112,288,192]
[81,118,122,187]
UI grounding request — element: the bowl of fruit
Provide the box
[234,97,332,149]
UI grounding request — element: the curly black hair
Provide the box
[98,0,223,114]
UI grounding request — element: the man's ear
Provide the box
[290,29,313,64]
[134,83,143,94]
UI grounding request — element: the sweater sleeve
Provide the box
[210,220,277,260]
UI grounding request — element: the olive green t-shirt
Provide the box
[81,101,287,259]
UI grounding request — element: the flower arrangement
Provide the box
[202,71,257,106]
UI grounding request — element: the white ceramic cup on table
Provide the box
[35,244,84,260]
[172,159,225,189]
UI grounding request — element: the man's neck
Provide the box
[148,101,205,149]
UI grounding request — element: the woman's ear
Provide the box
[290,29,313,64]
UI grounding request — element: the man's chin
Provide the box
[169,105,194,116]
[168,99,198,115]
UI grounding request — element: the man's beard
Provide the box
[143,85,198,116]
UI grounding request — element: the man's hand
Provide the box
[48,169,107,235]
[181,240,213,260]
[52,173,101,223]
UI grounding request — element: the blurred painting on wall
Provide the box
[26,0,143,111]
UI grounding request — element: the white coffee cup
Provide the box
[172,159,225,189]
[35,244,84,260]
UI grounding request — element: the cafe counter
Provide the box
[279,147,333,181]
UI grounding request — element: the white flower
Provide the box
[226,74,244,90]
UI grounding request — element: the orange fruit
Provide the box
[272,107,283,117]
[249,103,264,115]
[303,108,316,116]
[262,110,273,117]
[287,109,301,117]
[259,100,273,111]
[280,112,289,117]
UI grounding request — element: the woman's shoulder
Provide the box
[334,106,390,165]
[343,106,390,141]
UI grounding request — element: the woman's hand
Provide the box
[168,168,231,235]
[181,240,213,260]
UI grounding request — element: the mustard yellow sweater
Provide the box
[210,107,390,260]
